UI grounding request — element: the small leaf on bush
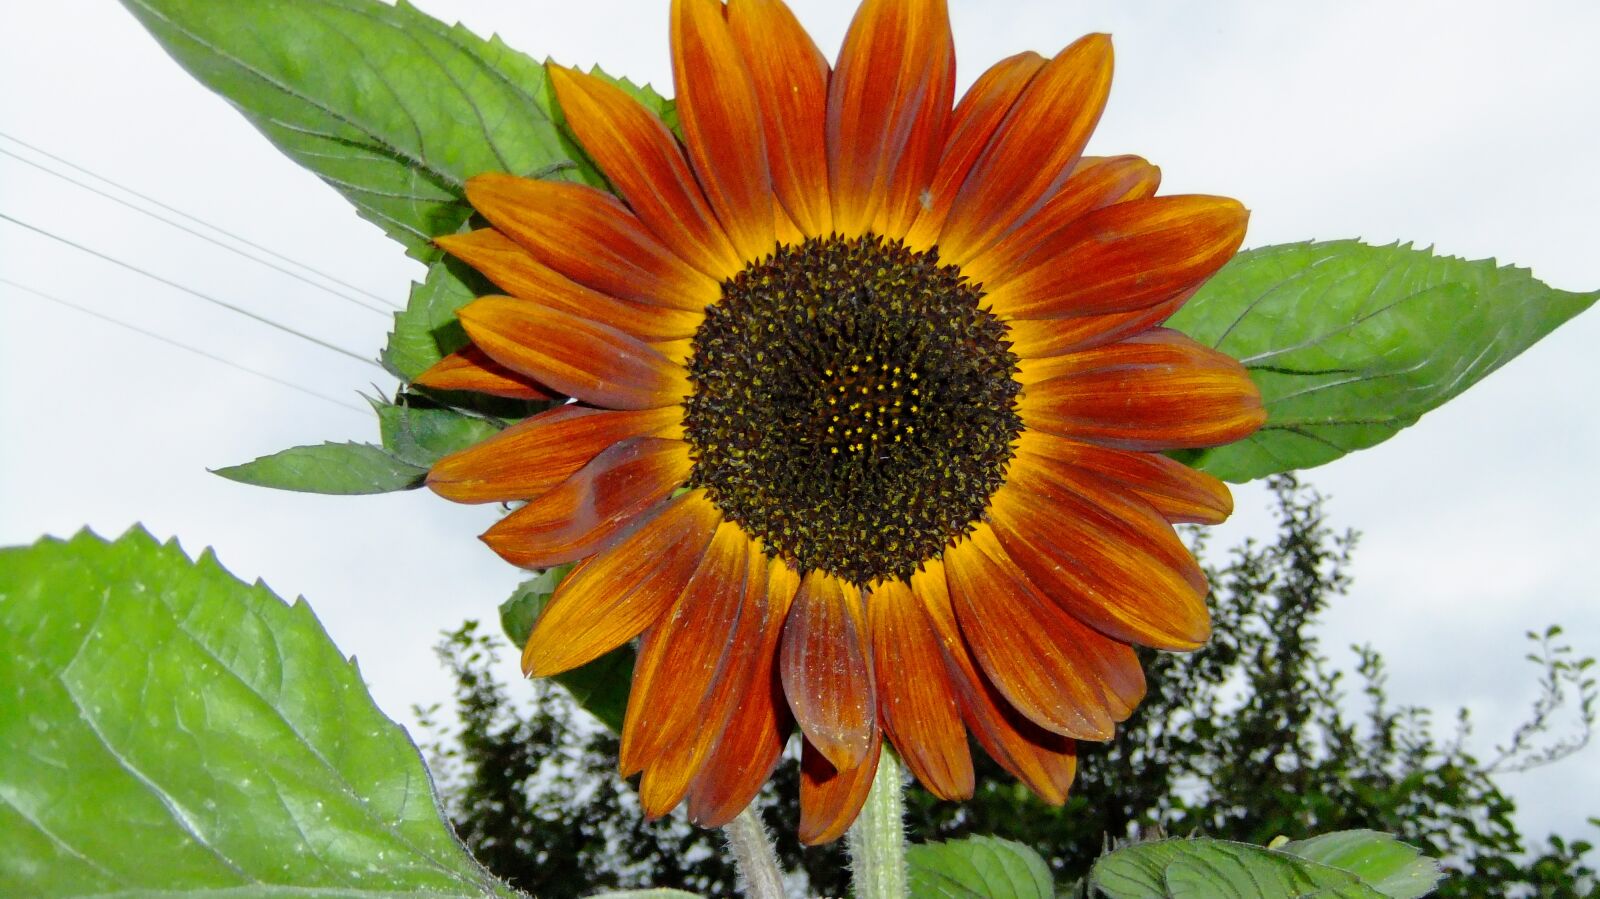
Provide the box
[375,400,503,467]
[0,528,510,897]
[907,835,1054,899]
[213,441,425,494]
[1168,240,1596,481]
[500,566,633,733]
[1090,832,1441,898]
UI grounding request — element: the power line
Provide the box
[2,277,368,416]
[0,131,401,310]
[0,146,394,316]
[0,211,384,371]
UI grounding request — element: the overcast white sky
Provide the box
[2,0,1596,849]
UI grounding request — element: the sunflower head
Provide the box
[418,0,1264,845]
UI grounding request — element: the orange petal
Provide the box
[909,562,1078,804]
[937,34,1114,265]
[427,404,681,505]
[672,0,777,263]
[1017,430,1233,525]
[640,541,779,819]
[1005,287,1193,360]
[620,522,750,775]
[688,558,800,827]
[826,0,955,238]
[903,51,1045,252]
[1016,329,1266,451]
[780,571,876,770]
[799,731,881,846]
[867,579,973,800]
[945,529,1124,739]
[458,296,691,411]
[522,489,722,676]
[464,173,721,312]
[987,462,1211,651]
[435,230,704,342]
[480,437,693,569]
[412,345,554,401]
[548,64,743,280]
[963,155,1161,287]
[985,196,1248,320]
[727,0,832,237]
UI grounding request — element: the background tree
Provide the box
[417,476,1596,897]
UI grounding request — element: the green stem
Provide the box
[846,747,907,899]
[723,807,786,899]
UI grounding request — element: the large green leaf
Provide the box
[906,835,1054,899]
[499,567,634,734]
[1090,833,1440,899]
[0,527,512,897]
[123,0,599,261]
[1168,240,1597,481]
[213,441,426,494]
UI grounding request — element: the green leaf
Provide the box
[906,835,1054,899]
[213,441,425,494]
[0,527,512,897]
[1278,831,1442,899]
[123,0,599,260]
[374,399,503,466]
[499,567,633,734]
[383,257,483,380]
[1090,833,1440,899]
[589,891,703,899]
[1167,240,1596,481]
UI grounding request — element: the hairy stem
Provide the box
[723,807,786,899]
[846,748,907,899]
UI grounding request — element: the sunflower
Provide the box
[417,0,1264,844]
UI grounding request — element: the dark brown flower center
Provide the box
[682,234,1021,585]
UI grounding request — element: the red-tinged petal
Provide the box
[435,230,704,342]
[635,541,771,818]
[688,558,800,827]
[964,155,1162,287]
[727,0,832,237]
[548,64,743,279]
[522,490,721,676]
[1005,287,1193,360]
[620,522,750,775]
[458,296,691,411]
[944,529,1120,739]
[1016,329,1266,451]
[826,0,956,238]
[672,0,777,263]
[464,173,721,312]
[1017,430,1233,525]
[427,404,681,505]
[480,437,693,569]
[636,726,708,819]
[780,571,876,770]
[412,345,553,401]
[937,34,1114,265]
[799,730,881,846]
[987,463,1211,651]
[909,562,1078,804]
[903,51,1045,252]
[867,579,973,800]
[984,196,1248,320]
